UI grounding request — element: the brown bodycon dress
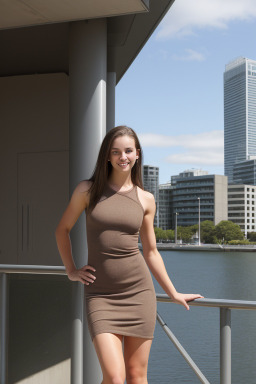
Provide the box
[85,184,156,341]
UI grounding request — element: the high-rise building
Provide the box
[233,158,256,185]
[159,182,172,230]
[224,57,256,183]
[142,165,159,226]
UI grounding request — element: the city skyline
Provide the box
[116,0,256,184]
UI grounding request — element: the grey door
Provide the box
[18,151,69,265]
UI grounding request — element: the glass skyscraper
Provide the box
[224,57,256,183]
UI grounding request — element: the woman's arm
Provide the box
[55,180,96,285]
[139,192,203,310]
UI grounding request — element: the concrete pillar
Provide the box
[107,72,116,132]
[69,19,106,384]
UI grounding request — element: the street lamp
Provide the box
[198,197,201,246]
[175,212,179,244]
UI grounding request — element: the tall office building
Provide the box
[159,182,172,230]
[224,57,256,183]
[233,158,256,185]
[142,165,159,226]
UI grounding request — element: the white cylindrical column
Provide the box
[107,72,116,132]
[69,19,106,384]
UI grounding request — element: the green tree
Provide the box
[154,227,167,242]
[247,232,256,242]
[200,220,216,244]
[177,226,193,243]
[190,224,198,235]
[166,229,174,241]
[215,220,244,243]
[161,230,168,241]
[154,227,161,242]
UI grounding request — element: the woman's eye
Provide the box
[112,149,133,154]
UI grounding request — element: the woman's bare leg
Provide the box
[123,336,152,384]
[93,333,126,384]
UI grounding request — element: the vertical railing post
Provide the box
[220,308,231,384]
[0,273,8,384]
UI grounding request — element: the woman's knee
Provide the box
[126,366,147,384]
[102,374,125,384]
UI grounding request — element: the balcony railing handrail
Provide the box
[1,265,255,309]
[0,265,67,384]
[1,266,256,384]
[156,293,256,384]
[156,293,256,310]
[0,264,66,275]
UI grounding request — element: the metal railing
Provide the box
[156,293,256,384]
[1,265,256,384]
[0,264,66,384]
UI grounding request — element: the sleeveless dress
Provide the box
[85,184,157,341]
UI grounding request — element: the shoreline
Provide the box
[139,243,256,252]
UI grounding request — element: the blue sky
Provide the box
[115,0,256,184]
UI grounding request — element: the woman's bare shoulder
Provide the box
[72,180,93,207]
[75,179,93,193]
[137,186,155,200]
[136,186,155,213]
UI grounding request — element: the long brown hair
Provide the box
[87,126,144,213]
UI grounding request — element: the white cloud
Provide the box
[139,130,223,149]
[172,48,206,61]
[165,151,224,166]
[139,130,224,166]
[157,0,256,39]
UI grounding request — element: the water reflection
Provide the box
[148,251,256,384]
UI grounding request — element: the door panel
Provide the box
[18,151,69,265]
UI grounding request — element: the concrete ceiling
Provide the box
[0,0,174,83]
[0,0,149,30]
[108,0,175,81]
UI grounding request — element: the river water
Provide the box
[147,250,256,384]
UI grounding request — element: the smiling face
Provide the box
[109,135,140,174]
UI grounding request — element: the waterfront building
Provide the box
[159,182,172,230]
[172,171,228,227]
[228,184,256,236]
[142,165,159,227]
[224,57,256,183]
[233,158,256,185]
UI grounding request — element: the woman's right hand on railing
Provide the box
[67,265,96,285]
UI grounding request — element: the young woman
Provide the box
[55,126,203,384]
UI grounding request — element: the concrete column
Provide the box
[69,19,106,384]
[107,72,116,132]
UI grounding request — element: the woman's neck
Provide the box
[108,174,133,189]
